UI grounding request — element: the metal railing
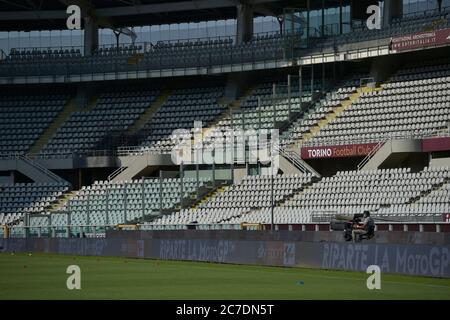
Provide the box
[16,154,67,183]
[4,30,285,56]
[0,20,445,81]
[357,139,386,171]
[108,166,127,181]
[300,127,450,148]
[0,127,448,162]
[276,144,321,177]
[4,215,448,239]
[311,211,447,224]
[117,145,167,157]
[2,222,244,238]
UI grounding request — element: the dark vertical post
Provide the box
[159,171,163,214]
[270,157,274,232]
[299,66,303,111]
[307,0,310,43]
[67,203,72,238]
[287,74,292,119]
[258,97,262,130]
[142,177,145,222]
[230,109,234,182]
[272,83,276,127]
[196,149,200,199]
[322,63,326,93]
[87,194,90,233]
[212,160,216,185]
[123,183,127,224]
[25,213,29,238]
[106,188,109,227]
[180,162,184,209]
[321,0,325,37]
[350,0,353,30]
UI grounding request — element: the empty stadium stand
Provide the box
[0,182,70,225]
[2,1,450,238]
[40,177,213,229]
[149,173,314,226]
[304,63,450,146]
[40,88,159,155]
[0,93,70,155]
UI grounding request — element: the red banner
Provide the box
[444,214,450,223]
[391,28,450,52]
[301,143,378,159]
[422,137,450,152]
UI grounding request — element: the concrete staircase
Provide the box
[358,139,422,171]
[202,86,256,137]
[45,190,78,212]
[296,86,382,146]
[28,96,98,155]
[277,146,321,177]
[28,98,77,155]
[127,88,172,135]
[190,185,229,210]
[226,178,319,223]
[407,178,450,205]
[15,155,67,183]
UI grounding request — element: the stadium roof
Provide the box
[0,0,343,32]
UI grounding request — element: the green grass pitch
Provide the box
[1,253,450,300]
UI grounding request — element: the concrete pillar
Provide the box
[321,0,325,37]
[84,16,99,56]
[236,2,253,44]
[383,0,403,27]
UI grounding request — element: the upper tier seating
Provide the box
[2,8,448,78]
[281,77,362,147]
[306,64,450,146]
[137,85,226,153]
[7,47,82,61]
[41,89,159,154]
[0,93,69,154]
[331,7,450,45]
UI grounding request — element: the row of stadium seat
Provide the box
[2,8,448,78]
[0,94,69,154]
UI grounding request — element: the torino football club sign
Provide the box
[301,143,378,159]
